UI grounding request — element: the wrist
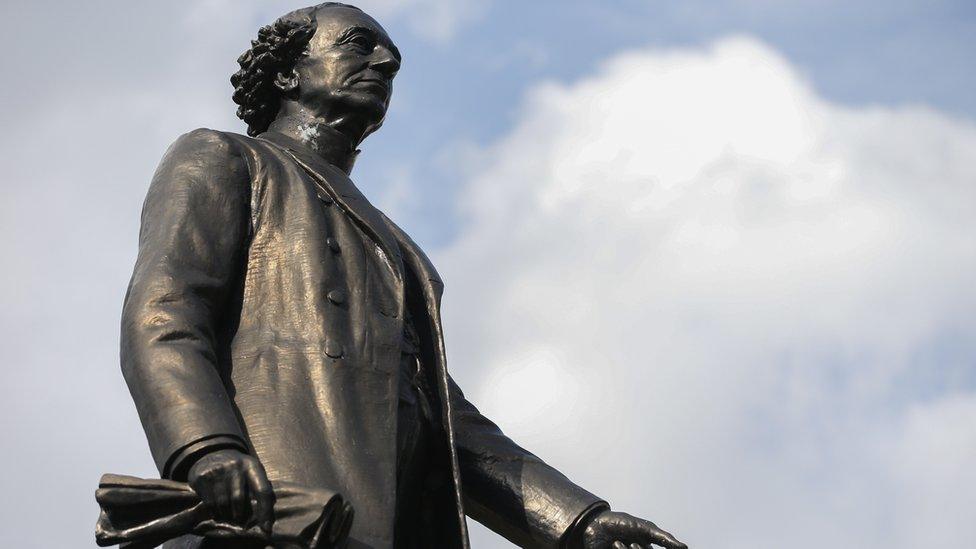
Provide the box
[176,440,249,482]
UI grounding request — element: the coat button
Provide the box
[327,289,347,305]
[325,340,343,358]
[326,237,341,253]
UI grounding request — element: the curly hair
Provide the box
[231,3,362,136]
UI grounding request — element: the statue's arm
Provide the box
[121,128,252,481]
[448,377,608,548]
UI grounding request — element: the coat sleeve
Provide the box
[121,128,252,480]
[448,377,609,548]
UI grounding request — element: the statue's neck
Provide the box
[265,108,361,173]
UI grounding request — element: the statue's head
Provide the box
[231,3,401,138]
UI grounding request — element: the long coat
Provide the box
[121,128,604,548]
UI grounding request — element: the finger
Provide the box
[245,460,274,534]
[630,544,642,549]
[646,525,687,549]
[195,482,217,517]
[229,469,249,525]
[613,542,628,549]
[213,479,233,522]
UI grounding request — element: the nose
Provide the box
[370,45,400,79]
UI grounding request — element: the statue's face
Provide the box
[295,6,401,132]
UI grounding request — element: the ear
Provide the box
[273,70,299,94]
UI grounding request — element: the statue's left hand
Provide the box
[582,510,688,549]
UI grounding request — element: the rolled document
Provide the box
[95,474,353,549]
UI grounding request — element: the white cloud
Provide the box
[438,37,976,548]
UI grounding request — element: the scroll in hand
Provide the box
[95,474,353,549]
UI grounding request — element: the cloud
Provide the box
[437,37,976,548]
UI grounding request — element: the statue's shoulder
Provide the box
[155,129,255,189]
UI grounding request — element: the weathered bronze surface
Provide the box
[104,3,689,548]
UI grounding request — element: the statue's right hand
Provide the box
[187,448,273,534]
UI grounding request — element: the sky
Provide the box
[0,1,974,547]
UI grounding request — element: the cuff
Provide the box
[163,434,249,481]
[560,500,611,548]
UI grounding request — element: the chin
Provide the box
[353,105,390,135]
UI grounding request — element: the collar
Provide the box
[257,127,360,174]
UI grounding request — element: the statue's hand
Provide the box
[582,509,688,549]
[187,448,274,534]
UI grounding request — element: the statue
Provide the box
[107,3,689,548]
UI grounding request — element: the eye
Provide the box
[345,34,373,52]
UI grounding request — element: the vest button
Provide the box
[325,340,343,358]
[327,289,347,305]
[327,237,341,253]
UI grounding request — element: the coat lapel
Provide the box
[259,132,403,278]
[383,216,444,299]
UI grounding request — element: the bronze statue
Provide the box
[113,3,688,548]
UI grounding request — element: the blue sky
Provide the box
[1,1,974,547]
